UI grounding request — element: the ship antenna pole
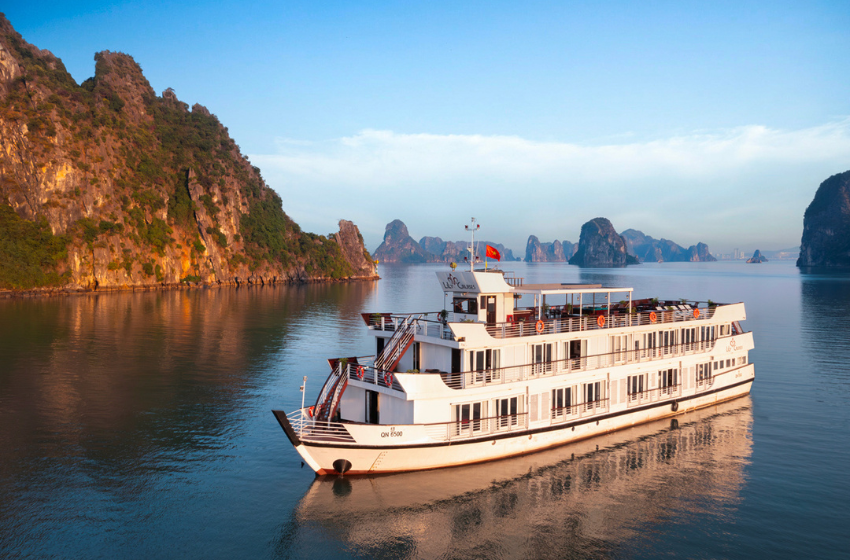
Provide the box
[465,217,480,272]
[300,376,307,414]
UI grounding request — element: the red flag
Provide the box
[486,245,501,261]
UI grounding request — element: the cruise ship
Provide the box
[273,235,755,475]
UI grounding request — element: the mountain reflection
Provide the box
[0,282,376,492]
[279,399,752,559]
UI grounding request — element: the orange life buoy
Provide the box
[384,372,394,386]
[356,365,365,380]
[693,308,700,318]
[649,311,657,324]
[597,314,605,328]
[307,406,314,417]
[535,320,544,334]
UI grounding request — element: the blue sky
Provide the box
[6,1,850,254]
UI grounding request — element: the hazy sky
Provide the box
[7,1,850,254]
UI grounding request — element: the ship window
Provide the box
[584,381,603,410]
[454,401,485,434]
[697,363,712,381]
[714,361,719,370]
[470,349,500,372]
[532,343,553,374]
[497,396,519,427]
[627,375,645,400]
[413,342,420,371]
[452,297,478,315]
[659,368,678,393]
[610,335,628,362]
[552,387,573,418]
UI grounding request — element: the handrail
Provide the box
[438,338,723,390]
[486,306,716,339]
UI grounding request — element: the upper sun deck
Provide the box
[362,268,743,345]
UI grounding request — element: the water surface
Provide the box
[1,261,848,558]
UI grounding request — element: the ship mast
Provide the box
[465,217,480,272]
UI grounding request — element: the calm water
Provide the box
[1,261,848,559]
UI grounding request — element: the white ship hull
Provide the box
[276,366,753,475]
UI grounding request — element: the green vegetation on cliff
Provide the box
[0,204,69,289]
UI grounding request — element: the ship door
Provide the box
[365,390,379,424]
[484,296,497,325]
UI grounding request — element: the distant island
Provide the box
[373,220,518,264]
[797,169,850,267]
[0,15,376,293]
[747,250,768,263]
[569,217,639,268]
[375,218,716,267]
[620,229,716,263]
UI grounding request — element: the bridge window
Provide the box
[452,297,478,314]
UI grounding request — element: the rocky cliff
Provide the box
[621,229,716,262]
[747,249,768,264]
[797,170,850,267]
[524,236,577,262]
[373,220,437,263]
[0,14,376,291]
[568,218,639,268]
[420,236,518,262]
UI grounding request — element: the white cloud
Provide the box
[250,119,850,253]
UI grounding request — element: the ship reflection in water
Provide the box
[279,398,752,558]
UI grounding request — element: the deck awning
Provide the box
[512,283,633,296]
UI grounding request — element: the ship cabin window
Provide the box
[610,335,628,362]
[470,349,501,382]
[726,359,731,368]
[453,297,478,315]
[552,387,573,418]
[697,362,712,381]
[412,342,420,371]
[584,381,603,410]
[659,368,678,394]
[532,343,553,374]
[565,339,587,368]
[740,356,747,365]
[642,332,657,357]
[497,396,519,427]
[454,401,486,435]
[376,337,385,355]
[627,374,645,400]
[714,361,719,370]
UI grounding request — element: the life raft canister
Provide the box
[535,320,544,334]
[597,314,605,328]
[649,311,657,324]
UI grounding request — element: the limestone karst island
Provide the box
[0,15,376,294]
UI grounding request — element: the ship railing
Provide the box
[422,412,530,442]
[364,312,456,341]
[487,306,716,339]
[336,358,405,392]
[286,409,356,443]
[439,339,719,390]
[550,398,610,424]
[626,384,683,408]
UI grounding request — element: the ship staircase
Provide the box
[313,358,357,422]
[373,315,419,373]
